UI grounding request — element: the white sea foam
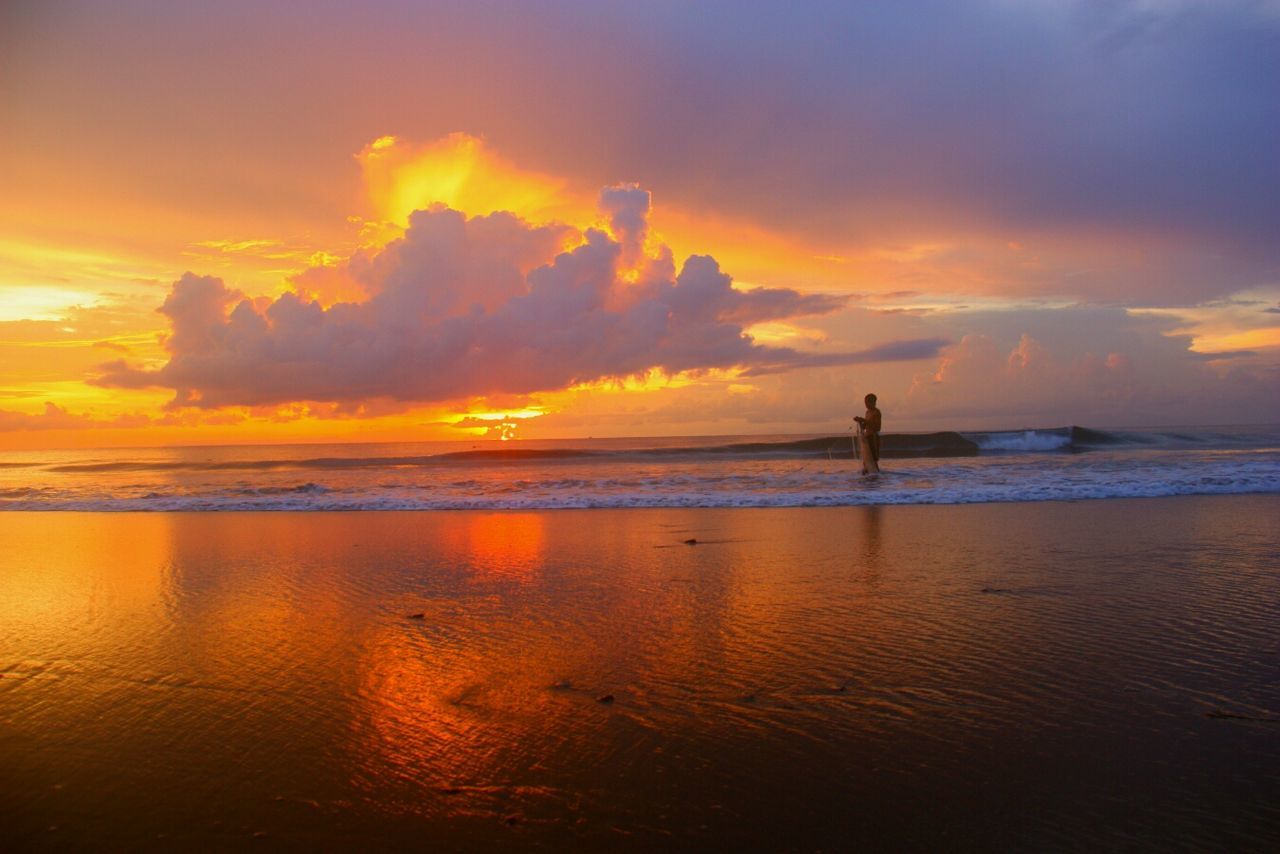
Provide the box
[970,429,1074,452]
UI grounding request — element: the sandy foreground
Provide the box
[2,495,1278,849]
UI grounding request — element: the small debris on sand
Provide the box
[597,694,615,704]
[682,538,698,545]
[1205,710,1280,722]
[406,612,425,620]
[504,814,522,826]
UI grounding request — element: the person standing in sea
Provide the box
[854,393,882,473]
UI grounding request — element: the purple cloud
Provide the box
[93,194,940,409]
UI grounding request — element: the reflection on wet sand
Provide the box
[3,499,1279,849]
[347,510,745,826]
[462,512,545,582]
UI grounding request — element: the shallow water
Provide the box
[3,425,1277,510]
[2,497,1279,849]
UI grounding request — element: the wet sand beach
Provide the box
[3,495,1279,850]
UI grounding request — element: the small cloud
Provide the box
[739,337,949,376]
[1188,349,1258,361]
[874,307,931,315]
[192,238,284,253]
[869,290,923,302]
[0,401,151,432]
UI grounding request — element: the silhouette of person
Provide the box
[854,393,881,471]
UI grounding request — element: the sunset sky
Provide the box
[2,0,1277,448]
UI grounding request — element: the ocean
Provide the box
[5,429,1280,847]
[3,423,1278,510]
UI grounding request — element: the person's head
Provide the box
[864,393,877,409]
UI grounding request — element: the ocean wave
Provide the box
[965,425,1166,452]
[39,431,984,474]
[5,455,1277,510]
[968,429,1075,452]
[0,486,43,498]
[43,451,595,474]
[34,426,1276,476]
[964,425,1280,453]
[228,482,330,496]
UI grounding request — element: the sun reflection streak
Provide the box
[464,513,545,583]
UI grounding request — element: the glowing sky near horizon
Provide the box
[1,0,1277,448]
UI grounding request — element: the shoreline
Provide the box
[4,489,1278,513]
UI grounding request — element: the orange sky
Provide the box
[1,132,936,448]
[2,2,1277,449]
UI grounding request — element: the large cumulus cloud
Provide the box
[94,191,943,408]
